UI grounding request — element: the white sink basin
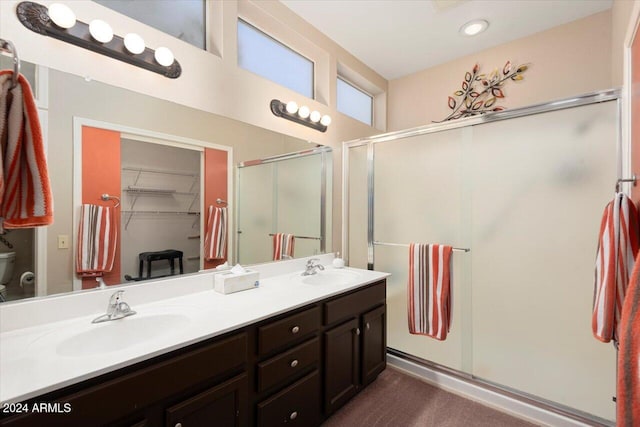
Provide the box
[56,313,190,357]
[300,269,362,286]
[29,307,197,358]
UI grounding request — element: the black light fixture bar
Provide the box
[270,99,328,133]
[16,1,181,79]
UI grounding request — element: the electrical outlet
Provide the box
[58,235,69,249]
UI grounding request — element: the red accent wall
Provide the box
[631,29,640,203]
[204,148,228,269]
[81,126,121,288]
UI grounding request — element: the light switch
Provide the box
[58,235,69,249]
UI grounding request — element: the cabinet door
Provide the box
[324,318,360,415]
[165,373,248,427]
[361,304,386,386]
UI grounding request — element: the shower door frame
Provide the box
[341,88,623,426]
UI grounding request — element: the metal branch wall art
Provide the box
[437,61,529,122]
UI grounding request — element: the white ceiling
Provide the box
[281,0,613,80]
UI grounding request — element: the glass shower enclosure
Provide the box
[344,90,621,424]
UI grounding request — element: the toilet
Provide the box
[0,252,16,286]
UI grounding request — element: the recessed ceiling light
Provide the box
[460,19,489,36]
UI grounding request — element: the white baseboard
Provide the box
[387,354,606,427]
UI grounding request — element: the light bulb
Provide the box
[298,106,310,119]
[285,101,298,114]
[310,111,321,123]
[124,33,145,54]
[48,3,76,29]
[320,115,332,126]
[154,47,174,66]
[89,19,113,43]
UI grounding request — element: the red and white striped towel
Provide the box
[76,204,117,277]
[204,206,227,260]
[0,71,53,231]
[273,233,295,261]
[408,243,453,340]
[618,249,640,426]
[593,192,639,343]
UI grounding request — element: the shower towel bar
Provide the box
[373,240,470,252]
[615,175,637,192]
[269,233,321,241]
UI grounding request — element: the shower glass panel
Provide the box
[469,102,617,420]
[275,155,323,257]
[347,94,620,423]
[373,128,472,373]
[237,150,328,265]
[347,144,369,269]
[237,163,275,264]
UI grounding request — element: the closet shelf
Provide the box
[122,166,199,178]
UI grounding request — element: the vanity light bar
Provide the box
[270,99,331,133]
[16,1,181,79]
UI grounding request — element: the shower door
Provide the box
[346,95,619,422]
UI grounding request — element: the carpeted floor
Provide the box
[322,367,539,427]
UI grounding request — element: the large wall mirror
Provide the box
[0,58,332,304]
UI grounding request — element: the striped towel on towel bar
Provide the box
[408,243,453,340]
[0,71,53,231]
[593,192,639,343]
[273,233,295,261]
[204,206,227,260]
[76,204,117,277]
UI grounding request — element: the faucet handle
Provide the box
[306,258,320,266]
[109,290,125,305]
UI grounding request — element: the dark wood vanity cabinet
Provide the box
[0,279,386,427]
[323,282,387,416]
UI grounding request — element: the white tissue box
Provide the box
[214,270,259,294]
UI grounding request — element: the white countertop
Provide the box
[0,257,389,404]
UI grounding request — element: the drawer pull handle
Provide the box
[355,327,361,335]
[290,411,298,420]
[291,326,300,334]
[290,359,299,368]
[366,322,371,330]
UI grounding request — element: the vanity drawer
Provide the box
[256,370,320,427]
[257,337,320,392]
[324,281,386,325]
[258,306,321,356]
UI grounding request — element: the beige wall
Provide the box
[388,11,613,130]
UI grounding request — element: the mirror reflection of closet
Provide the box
[120,139,201,280]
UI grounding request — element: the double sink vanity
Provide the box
[0,255,389,426]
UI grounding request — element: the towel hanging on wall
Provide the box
[617,249,640,426]
[592,192,640,343]
[408,243,453,341]
[76,204,117,277]
[0,70,53,231]
[273,233,295,260]
[204,205,227,261]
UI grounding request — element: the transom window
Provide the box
[95,0,206,49]
[337,77,373,126]
[237,19,314,99]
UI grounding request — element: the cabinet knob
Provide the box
[366,322,371,330]
[354,327,361,335]
[175,423,183,427]
[290,359,299,368]
[291,326,300,334]
[290,411,298,420]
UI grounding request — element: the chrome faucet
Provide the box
[302,258,325,276]
[92,290,136,323]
